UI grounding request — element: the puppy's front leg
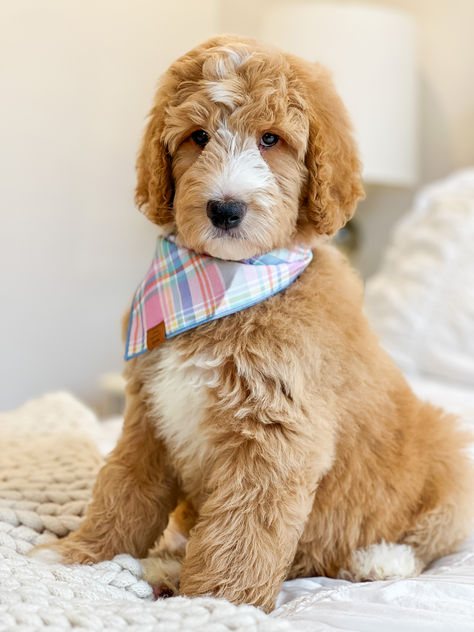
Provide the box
[179,432,316,613]
[32,377,178,564]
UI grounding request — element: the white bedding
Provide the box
[274,540,474,631]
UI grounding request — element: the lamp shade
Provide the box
[260,2,417,186]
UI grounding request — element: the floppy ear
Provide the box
[135,35,247,226]
[295,60,364,235]
[135,90,174,226]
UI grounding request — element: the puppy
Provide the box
[35,35,474,612]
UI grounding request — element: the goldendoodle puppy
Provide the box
[33,35,474,613]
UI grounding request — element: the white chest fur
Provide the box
[145,345,219,495]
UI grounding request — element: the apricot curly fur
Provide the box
[41,35,474,613]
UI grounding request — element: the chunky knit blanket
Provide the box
[0,392,291,632]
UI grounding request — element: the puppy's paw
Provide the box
[29,536,102,565]
[141,552,183,597]
[338,541,423,582]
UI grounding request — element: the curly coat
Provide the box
[37,36,474,613]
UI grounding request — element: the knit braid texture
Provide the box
[0,392,290,632]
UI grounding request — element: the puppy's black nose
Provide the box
[206,200,247,230]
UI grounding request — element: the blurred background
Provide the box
[1,0,473,412]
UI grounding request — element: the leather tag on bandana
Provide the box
[146,321,167,350]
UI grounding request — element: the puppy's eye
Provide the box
[260,132,279,148]
[191,129,209,148]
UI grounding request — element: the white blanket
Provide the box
[274,538,474,631]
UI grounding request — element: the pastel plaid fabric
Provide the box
[125,236,313,360]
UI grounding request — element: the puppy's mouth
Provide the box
[202,228,251,260]
[208,226,244,241]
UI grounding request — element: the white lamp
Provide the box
[260,1,417,186]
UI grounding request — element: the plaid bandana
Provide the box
[125,236,313,360]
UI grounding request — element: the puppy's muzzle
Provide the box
[206,200,247,230]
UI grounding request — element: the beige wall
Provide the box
[0,0,218,409]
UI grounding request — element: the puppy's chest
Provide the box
[145,345,218,494]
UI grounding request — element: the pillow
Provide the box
[364,169,474,387]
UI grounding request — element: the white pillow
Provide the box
[364,169,474,387]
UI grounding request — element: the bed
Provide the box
[2,170,473,631]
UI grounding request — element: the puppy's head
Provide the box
[136,35,364,260]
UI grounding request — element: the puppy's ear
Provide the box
[296,60,364,235]
[135,36,240,226]
[135,35,256,226]
[135,94,174,226]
